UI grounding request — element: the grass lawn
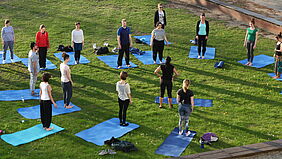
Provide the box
[0,0,281,158]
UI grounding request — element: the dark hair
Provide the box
[30,42,36,49]
[39,24,46,30]
[75,22,80,25]
[250,18,255,25]
[4,19,10,25]
[276,32,282,39]
[42,73,51,82]
[62,52,70,61]
[156,21,162,27]
[201,13,205,17]
[120,71,128,80]
[165,56,171,65]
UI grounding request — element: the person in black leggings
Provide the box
[154,56,179,108]
[196,13,209,59]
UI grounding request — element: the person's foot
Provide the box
[65,105,74,109]
[117,66,122,69]
[160,61,164,64]
[122,123,129,126]
[120,122,123,126]
[202,56,205,59]
[179,130,183,135]
[43,127,46,130]
[249,62,253,66]
[45,127,54,131]
[154,61,157,64]
[75,61,78,64]
[186,131,191,136]
[2,60,6,64]
[169,104,173,109]
[197,55,201,59]
[126,65,131,67]
[245,62,250,65]
[159,105,163,108]
[11,59,14,63]
[273,76,280,79]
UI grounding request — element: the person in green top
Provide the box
[244,18,259,66]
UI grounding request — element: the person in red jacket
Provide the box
[36,24,50,69]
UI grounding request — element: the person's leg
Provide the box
[66,82,73,107]
[122,99,130,125]
[167,80,173,108]
[202,38,207,57]
[124,44,130,66]
[246,41,251,64]
[40,100,46,128]
[275,58,278,76]
[160,79,165,108]
[158,41,164,62]
[184,115,190,136]
[118,98,124,124]
[42,47,47,68]
[197,37,203,57]
[30,73,37,94]
[250,41,255,64]
[8,41,14,59]
[178,104,185,134]
[152,42,158,62]
[3,41,8,61]
[45,100,52,129]
[77,50,81,64]
[62,82,67,106]
[117,47,125,67]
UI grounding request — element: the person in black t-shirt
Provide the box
[154,56,179,108]
[177,79,194,136]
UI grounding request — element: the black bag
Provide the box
[57,45,65,51]
[64,45,73,52]
[214,61,224,68]
[95,47,109,55]
[104,137,138,153]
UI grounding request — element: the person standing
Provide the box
[150,22,169,64]
[36,24,50,69]
[244,18,259,66]
[154,3,166,29]
[28,42,40,96]
[177,79,194,136]
[117,19,133,69]
[71,22,84,64]
[154,56,179,108]
[196,13,209,59]
[116,71,132,126]
[1,19,15,63]
[273,32,282,79]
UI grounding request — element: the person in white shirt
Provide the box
[28,42,40,96]
[154,3,167,29]
[71,22,84,64]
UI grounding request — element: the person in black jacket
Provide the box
[196,13,209,59]
[154,3,166,29]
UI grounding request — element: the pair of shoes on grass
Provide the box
[179,130,191,136]
[99,149,116,155]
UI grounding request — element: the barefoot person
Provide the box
[28,42,40,96]
[196,13,209,59]
[36,24,50,69]
[154,3,167,29]
[154,56,179,108]
[1,19,15,63]
[273,32,282,79]
[177,79,194,136]
[60,53,73,109]
[40,73,57,131]
[116,71,132,126]
[71,22,84,64]
[244,18,258,66]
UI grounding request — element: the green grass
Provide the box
[0,0,281,159]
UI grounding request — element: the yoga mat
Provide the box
[0,50,22,64]
[238,54,274,68]
[97,55,138,69]
[54,52,90,65]
[75,118,139,146]
[155,127,196,157]
[0,123,64,146]
[155,97,213,107]
[17,100,81,119]
[0,89,39,101]
[21,58,57,70]
[133,51,164,65]
[188,46,216,59]
[267,73,282,81]
[134,35,171,45]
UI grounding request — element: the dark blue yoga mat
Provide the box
[54,52,90,65]
[0,89,39,101]
[75,118,139,146]
[155,127,196,157]
[0,50,22,64]
[155,97,213,107]
[188,46,216,59]
[97,55,138,69]
[267,73,282,81]
[1,123,64,146]
[17,100,81,119]
[133,51,164,65]
[21,58,57,70]
[134,35,171,45]
[238,54,274,68]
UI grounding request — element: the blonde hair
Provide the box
[182,79,191,93]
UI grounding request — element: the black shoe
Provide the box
[122,123,129,126]
[120,123,123,126]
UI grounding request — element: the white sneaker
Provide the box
[197,56,201,59]
[74,61,77,65]
[2,60,6,64]
[186,131,191,136]
[11,59,14,63]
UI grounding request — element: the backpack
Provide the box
[200,133,219,145]
[214,61,225,68]
[95,47,109,55]
[129,47,145,55]
[104,137,138,153]
[64,45,73,52]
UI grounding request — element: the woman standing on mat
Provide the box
[154,3,166,29]
[150,22,169,64]
[244,18,259,66]
[154,56,179,108]
[116,71,132,126]
[273,32,282,79]
[40,73,57,131]
[1,19,15,64]
[71,22,84,64]
[196,13,209,59]
[177,79,194,136]
[36,24,50,69]
[60,53,74,109]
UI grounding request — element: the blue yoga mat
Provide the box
[21,58,57,70]
[238,54,274,68]
[75,118,139,146]
[267,73,282,81]
[155,97,213,107]
[54,52,90,65]
[0,123,64,146]
[133,51,164,65]
[17,100,81,119]
[97,55,138,69]
[0,50,22,64]
[155,127,196,157]
[134,35,171,45]
[188,46,216,59]
[0,89,39,101]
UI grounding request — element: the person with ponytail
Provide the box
[244,18,259,66]
[154,56,179,108]
[273,32,282,79]
[177,79,194,136]
[60,52,73,109]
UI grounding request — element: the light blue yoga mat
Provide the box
[133,51,164,65]
[54,52,90,65]
[0,123,64,146]
[134,35,171,45]
[97,55,138,69]
[188,46,216,59]
[0,50,22,64]
[238,54,274,68]
[267,73,282,81]
[0,89,39,101]
[155,127,196,157]
[75,118,139,146]
[21,58,57,70]
[155,97,213,107]
[17,100,81,119]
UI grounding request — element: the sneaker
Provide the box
[186,131,191,136]
[126,65,131,67]
[197,56,201,59]
[99,150,108,156]
[122,123,129,126]
[75,61,77,65]
[117,66,122,69]
[202,56,205,59]
[179,130,183,135]
[154,61,157,64]
[2,60,6,64]
[11,59,14,63]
